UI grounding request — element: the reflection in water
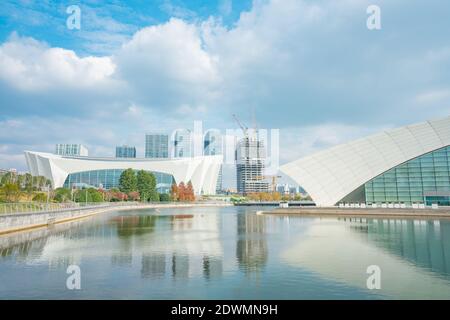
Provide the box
[343,218,450,277]
[281,217,450,299]
[1,207,450,299]
[236,213,268,274]
[203,256,223,280]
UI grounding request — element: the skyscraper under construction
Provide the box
[235,136,269,194]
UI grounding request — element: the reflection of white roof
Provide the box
[24,151,223,195]
[280,116,450,206]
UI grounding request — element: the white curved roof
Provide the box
[280,116,450,206]
[24,151,223,195]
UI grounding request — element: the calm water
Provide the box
[1,206,450,299]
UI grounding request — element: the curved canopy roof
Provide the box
[24,151,223,195]
[280,116,450,206]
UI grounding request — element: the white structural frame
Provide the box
[24,151,223,195]
[280,116,450,206]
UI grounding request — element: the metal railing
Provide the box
[0,201,145,215]
[0,200,233,215]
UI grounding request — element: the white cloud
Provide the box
[0,34,116,91]
[1,0,450,174]
[415,89,450,104]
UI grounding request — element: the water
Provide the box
[0,206,450,299]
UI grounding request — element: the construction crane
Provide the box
[232,114,248,138]
[256,175,282,193]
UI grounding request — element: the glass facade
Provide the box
[63,169,174,193]
[173,129,191,158]
[55,144,88,156]
[365,145,450,205]
[145,134,169,158]
[115,145,136,158]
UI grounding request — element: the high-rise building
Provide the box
[145,134,169,158]
[173,129,191,158]
[204,130,223,193]
[115,145,136,158]
[235,137,269,194]
[55,144,88,156]
[204,130,222,156]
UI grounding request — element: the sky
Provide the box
[0,0,450,188]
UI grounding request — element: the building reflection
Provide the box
[236,213,268,274]
[344,217,450,276]
[172,254,189,279]
[141,253,166,279]
[203,255,223,280]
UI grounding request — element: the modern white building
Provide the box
[280,116,450,207]
[24,151,223,195]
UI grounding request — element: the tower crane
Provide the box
[232,114,248,138]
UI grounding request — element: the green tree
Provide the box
[1,172,17,185]
[148,173,159,201]
[159,193,170,202]
[1,183,21,202]
[54,188,72,203]
[23,173,34,194]
[136,170,153,201]
[119,169,137,194]
[74,188,103,203]
[32,192,48,202]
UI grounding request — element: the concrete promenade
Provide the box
[259,207,450,220]
[0,202,232,235]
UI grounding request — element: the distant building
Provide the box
[173,129,191,158]
[204,130,223,193]
[55,144,88,156]
[145,134,169,158]
[116,145,136,158]
[235,137,269,194]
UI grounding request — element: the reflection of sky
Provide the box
[0,207,449,299]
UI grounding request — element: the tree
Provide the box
[159,193,170,202]
[1,172,17,185]
[23,173,34,194]
[74,188,103,203]
[178,182,186,201]
[128,191,140,201]
[137,170,153,201]
[170,183,179,201]
[186,181,195,201]
[54,188,72,202]
[119,169,137,194]
[1,183,21,202]
[32,192,48,202]
[149,173,159,201]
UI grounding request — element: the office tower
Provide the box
[115,145,136,158]
[204,130,223,193]
[55,144,88,156]
[145,134,169,158]
[235,137,269,194]
[173,129,191,158]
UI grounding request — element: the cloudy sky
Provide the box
[0,0,449,187]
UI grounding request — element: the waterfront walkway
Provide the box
[259,207,450,219]
[0,202,232,235]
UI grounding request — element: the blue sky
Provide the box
[0,0,450,187]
